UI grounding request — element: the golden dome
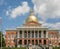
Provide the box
[26,10,38,23]
[26,15,38,23]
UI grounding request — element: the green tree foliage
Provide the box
[0,31,6,47]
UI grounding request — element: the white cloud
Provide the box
[52,22,60,29]
[40,21,60,30]
[32,0,60,20]
[32,0,60,30]
[6,2,30,18]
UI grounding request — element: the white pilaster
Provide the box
[31,31,32,38]
[41,30,43,38]
[30,31,32,38]
[34,30,35,38]
[38,39,39,45]
[22,31,24,38]
[27,31,28,38]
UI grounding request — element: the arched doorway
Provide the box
[44,40,46,45]
[19,40,22,45]
[39,40,41,45]
[35,40,38,45]
[24,40,27,45]
[59,43,60,46]
[32,40,34,45]
[28,40,30,45]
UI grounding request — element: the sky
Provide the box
[0,0,60,33]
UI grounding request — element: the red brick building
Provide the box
[6,11,59,47]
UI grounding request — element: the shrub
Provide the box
[53,46,60,49]
[0,47,26,49]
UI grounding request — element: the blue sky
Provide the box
[0,0,60,33]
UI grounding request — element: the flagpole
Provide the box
[0,17,2,49]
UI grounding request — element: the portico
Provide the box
[16,28,49,47]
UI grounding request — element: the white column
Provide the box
[27,31,28,38]
[46,31,48,38]
[27,40,28,45]
[38,39,39,45]
[17,40,20,47]
[31,31,32,38]
[41,30,43,38]
[18,31,20,38]
[34,30,35,38]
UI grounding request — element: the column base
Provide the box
[17,45,20,47]
[57,45,59,47]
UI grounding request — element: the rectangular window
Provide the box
[35,31,38,38]
[28,31,30,38]
[12,34,14,38]
[8,34,10,38]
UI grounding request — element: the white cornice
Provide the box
[6,28,17,31]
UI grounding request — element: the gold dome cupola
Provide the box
[26,10,38,23]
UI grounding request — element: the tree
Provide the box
[0,31,6,47]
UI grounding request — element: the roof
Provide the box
[6,28,17,31]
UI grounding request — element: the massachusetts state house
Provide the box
[6,10,59,47]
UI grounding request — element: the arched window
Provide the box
[28,40,30,44]
[19,40,22,45]
[39,40,41,44]
[24,40,27,45]
[59,43,60,46]
[32,40,34,45]
[44,40,46,45]
[35,40,38,45]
